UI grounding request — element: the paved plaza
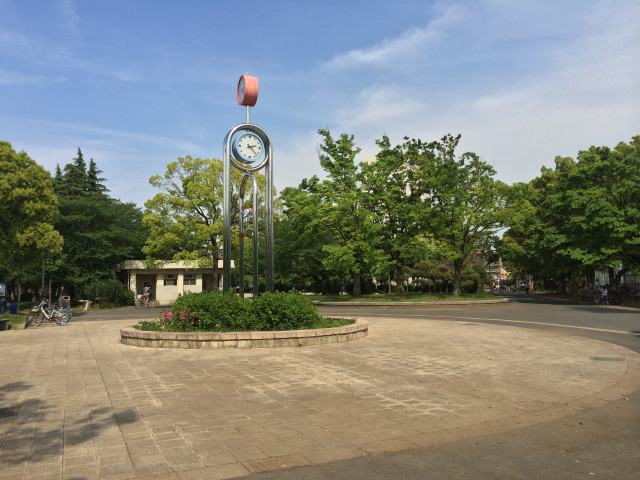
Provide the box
[1,314,639,480]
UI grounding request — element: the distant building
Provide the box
[486,259,510,289]
[118,260,232,305]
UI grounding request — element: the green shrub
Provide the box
[167,291,321,331]
[81,279,133,307]
[251,291,321,330]
[172,292,253,331]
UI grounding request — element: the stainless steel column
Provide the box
[265,143,274,292]
[222,132,232,292]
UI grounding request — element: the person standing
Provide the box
[601,285,609,305]
[143,284,151,307]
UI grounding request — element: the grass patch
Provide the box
[134,316,354,332]
[0,315,26,330]
[308,292,499,302]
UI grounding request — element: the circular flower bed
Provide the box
[122,291,368,348]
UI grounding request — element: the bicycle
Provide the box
[135,295,157,308]
[25,299,72,328]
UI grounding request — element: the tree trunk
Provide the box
[615,268,627,288]
[212,253,220,291]
[452,260,463,296]
[322,273,329,295]
[352,272,362,297]
[394,266,405,294]
[607,267,615,287]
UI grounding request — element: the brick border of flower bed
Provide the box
[120,318,368,349]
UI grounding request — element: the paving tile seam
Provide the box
[79,320,137,476]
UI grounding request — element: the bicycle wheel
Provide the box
[25,311,43,328]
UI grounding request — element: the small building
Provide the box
[118,260,233,305]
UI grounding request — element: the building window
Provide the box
[164,274,177,286]
[184,274,196,285]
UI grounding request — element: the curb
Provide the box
[121,318,368,349]
[311,298,509,307]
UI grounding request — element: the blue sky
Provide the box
[1,0,639,205]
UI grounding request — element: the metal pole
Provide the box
[223,133,232,292]
[238,175,249,298]
[246,106,250,125]
[265,144,274,291]
[251,174,259,296]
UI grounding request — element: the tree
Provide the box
[314,129,385,296]
[87,158,108,193]
[501,136,640,292]
[0,142,64,308]
[54,153,145,294]
[276,178,336,293]
[412,134,507,295]
[143,156,263,291]
[60,148,89,195]
[362,135,433,293]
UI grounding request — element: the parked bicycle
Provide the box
[25,299,72,328]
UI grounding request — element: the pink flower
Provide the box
[162,310,173,320]
[179,310,187,320]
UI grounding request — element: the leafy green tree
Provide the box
[362,135,441,293]
[502,136,640,291]
[276,178,334,292]
[315,129,385,296]
[412,134,507,295]
[0,142,64,307]
[550,139,640,284]
[143,156,263,291]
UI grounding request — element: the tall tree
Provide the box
[143,156,262,290]
[0,142,64,307]
[502,136,640,291]
[54,152,145,293]
[276,177,335,293]
[315,129,384,296]
[412,134,507,295]
[362,135,431,293]
[87,158,108,193]
[58,147,89,196]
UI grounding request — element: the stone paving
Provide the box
[1,316,639,480]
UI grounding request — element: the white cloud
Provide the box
[309,1,640,186]
[337,86,426,127]
[59,0,80,34]
[325,5,464,70]
[0,70,44,86]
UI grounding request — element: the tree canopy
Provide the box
[143,156,265,290]
[0,142,64,303]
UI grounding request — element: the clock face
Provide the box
[233,132,264,163]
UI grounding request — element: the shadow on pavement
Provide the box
[0,381,139,465]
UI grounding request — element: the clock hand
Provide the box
[248,145,258,154]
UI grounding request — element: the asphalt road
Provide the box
[78,295,640,479]
[244,295,640,480]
